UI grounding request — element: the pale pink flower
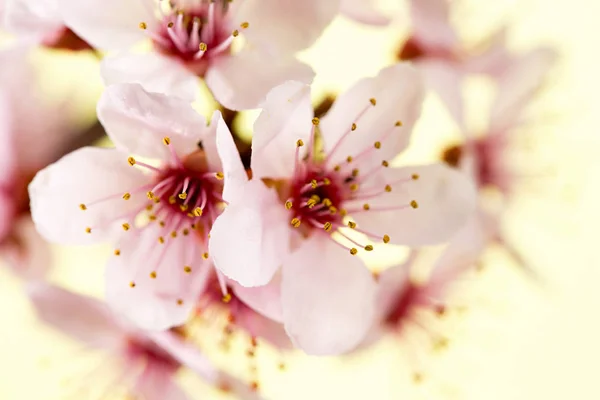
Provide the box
[0,46,84,279]
[339,0,391,26]
[208,64,478,355]
[58,0,338,110]
[2,0,90,50]
[29,83,247,330]
[28,282,263,400]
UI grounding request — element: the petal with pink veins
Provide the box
[321,63,424,171]
[281,235,377,355]
[351,164,477,247]
[250,81,313,179]
[234,0,339,56]
[209,180,290,287]
[205,49,314,111]
[97,83,206,161]
[101,53,199,102]
[29,147,149,245]
[105,226,212,331]
[58,0,157,51]
[340,0,391,26]
[215,115,247,203]
[27,282,124,349]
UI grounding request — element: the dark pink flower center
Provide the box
[126,336,180,370]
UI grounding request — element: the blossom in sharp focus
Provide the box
[0,46,85,279]
[58,0,339,109]
[209,64,478,355]
[28,282,264,400]
[2,0,91,50]
[29,83,247,330]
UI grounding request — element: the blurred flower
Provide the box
[28,282,263,400]
[29,83,247,330]
[209,64,478,355]
[58,0,339,109]
[2,0,91,51]
[339,0,391,26]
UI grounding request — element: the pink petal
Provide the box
[97,83,206,160]
[58,0,157,50]
[320,63,424,171]
[231,273,284,322]
[3,216,50,280]
[281,236,377,355]
[3,0,62,41]
[340,0,391,26]
[27,282,123,348]
[134,364,188,400]
[105,226,212,330]
[235,308,292,349]
[205,50,314,111]
[234,0,339,56]
[250,81,313,179]
[215,114,247,202]
[0,91,16,184]
[101,53,199,101]
[490,47,557,132]
[410,0,458,51]
[376,254,417,319]
[351,164,477,246]
[0,190,15,243]
[209,180,290,287]
[28,147,148,245]
[417,59,465,130]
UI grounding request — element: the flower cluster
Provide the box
[0,0,556,397]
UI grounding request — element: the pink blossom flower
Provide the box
[208,64,478,355]
[29,83,247,330]
[339,0,391,26]
[57,0,338,110]
[28,282,263,400]
[2,0,91,50]
[0,46,84,279]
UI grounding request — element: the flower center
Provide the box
[140,0,247,74]
[126,336,180,370]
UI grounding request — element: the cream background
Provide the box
[1,0,599,398]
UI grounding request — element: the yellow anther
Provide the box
[150,271,157,279]
[123,192,131,200]
[158,236,165,244]
[129,281,136,288]
[395,121,403,127]
[348,221,357,229]
[383,234,390,243]
[149,215,157,221]
[168,22,174,28]
[310,194,320,202]
[329,206,338,214]
[159,221,166,227]
[350,183,359,191]
[178,193,187,200]
[323,222,332,232]
[184,266,192,274]
[351,123,357,131]
[374,141,381,149]
[382,160,389,167]
[285,201,293,210]
[290,218,301,228]
[169,196,176,204]
[122,223,130,231]
[410,200,419,209]
[79,204,87,210]
[147,191,155,200]
[127,157,136,166]
[146,204,153,211]
[222,293,232,303]
[199,42,208,52]
[171,231,177,238]
[180,204,189,212]
[307,198,317,208]
[296,139,304,147]
[193,207,203,217]
[322,198,332,207]
[163,136,171,145]
[153,197,160,204]
[346,156,353,163]
[85,227,92,234]
[202,252,209,260]
[370,98,377,106]
[240,21,250,29]
[350,248,358,255]
[183,228,190,236]
[352,168,359,177]
[365,245,374,252]
[310,179,318,189]
[412,174,420,180]
[323,178,331,185]
[232,29,239,37]
[114,249,121,256]
[334,165,341,172]
[215,172,224,180]
[177,299,184,305]
[363,203,370,210]
[385,184,392,192]
[340,208,347,217]
[139,22,147,30]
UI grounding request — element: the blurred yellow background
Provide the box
[1,0,599,398]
